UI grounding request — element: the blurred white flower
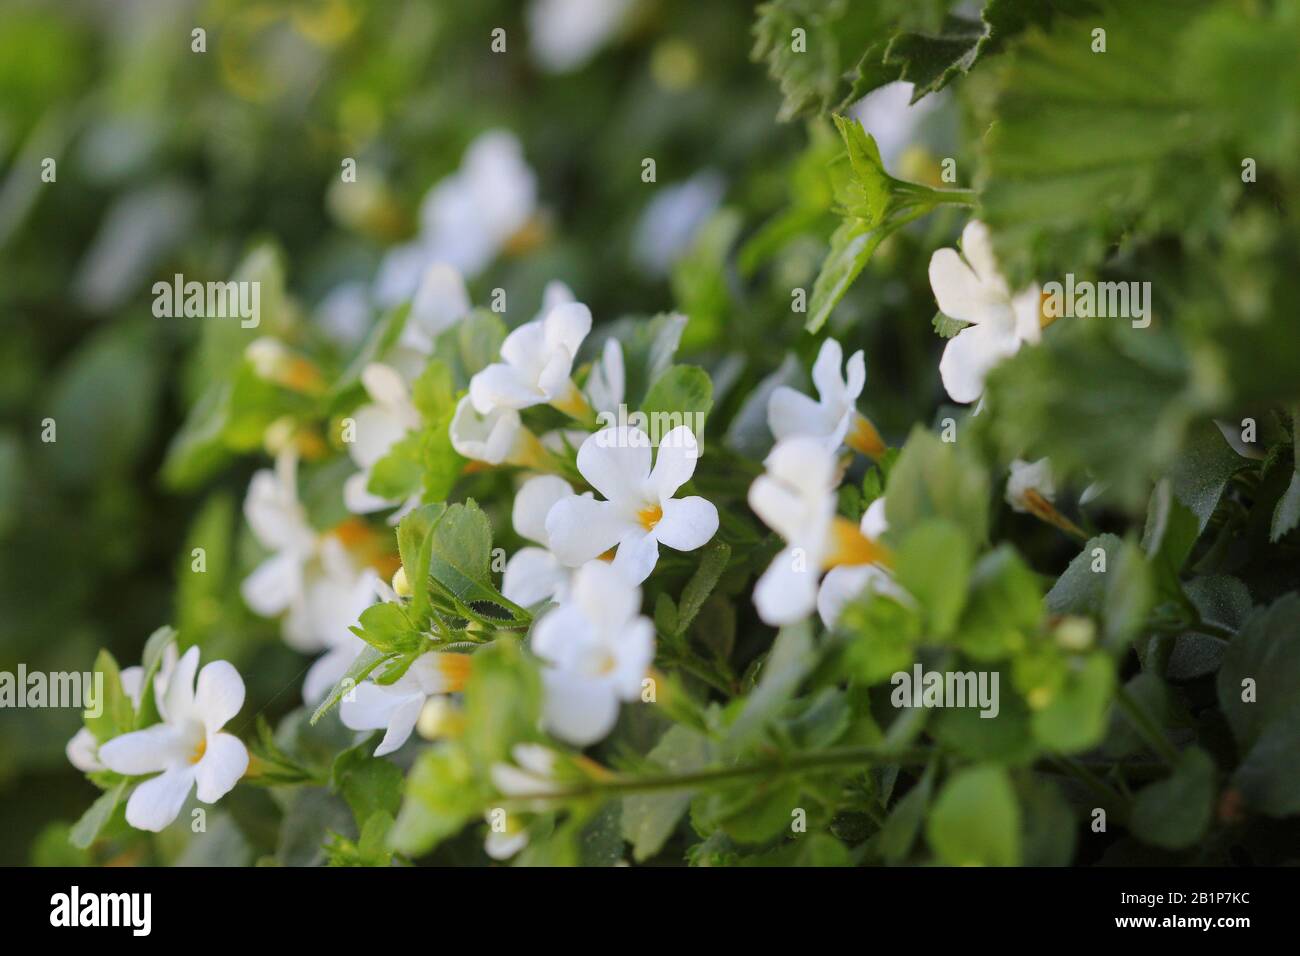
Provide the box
[97,647,248,832]
[632,170,725,276]
[450,395,550,469]
[374,131,537,305]
[528,0,634,73]
[547,426,718,585]
[299,564,383,705]
[768,338,885,457]
[532,560,655,746]
[343,363,423,515]
[929,220,1041,404]
[849,81,944,171]
[748,437,889,625]
[586,337,625,416]
[1005,458,1055,514]
[240,450,318,620]
[502,475,582,607]
[341,652,472,757]
[816,498,907,628]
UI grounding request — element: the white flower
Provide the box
[586,337,625,417]
[532,561,655,746]
[1005,458,1055,514]
[66,644,180,774]
[546,426,719,585]
[299,566,382,705]
[631,170,725,276]
[490,743,563,798]
[240,450,318,619]
[502,475,582,607]
[374,132,537,303]
[528,0,633,73]
[469,300,593,416]
[399,263,472,357]
[343,363,423,515]
[450,396,549,467]
[816,498,907,628]
[929,220,1042,404]
[768,338,885,457]
[748,437,889,625]
[97,647,249,832]
[340,652,472,756]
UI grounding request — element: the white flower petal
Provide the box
[513,474,574,546]
[160,646,200,725]
[408,262,470,342]
[928,247,991,325]
[610,529,660,585]
[98,724,189,776]
[66,728,104,773]
[470,362,545,412]
[540,669,621,747]
[502,546,568,607]
[753,547,820,626]
[577,427,652,502]
[241,551,303,617]
[938,322,1020,405]
[546,496,632,566]
[647,426,700,500]
[124,765,196,832]
[768,386,832,442]
[193,733,249,803]
[373,694,424,757]
[959,220,1006,293]
[653,496,718,552]
[450,396,522,464]
[193,660,245,731]
[542,301,592,359]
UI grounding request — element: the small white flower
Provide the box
[586,337,625,417]
[97,647,249,832]
[768,338,884,457]
[299,565,382,705]
[341,652,472,756]
[748,437,889,625]
[816,498,907,628]
[241,450,318,619]
[490,743,563,798]
[929,220,1042,404]
[632,170,725,276]
[502,475,582,607]
[527,0,633,73]
[375,132,537,302]
[66,644,180,774]
[1005,458,1055,514]
[343,363,423,515]
[450,395,550,468]
[469,300,593,416]
[532,561,655,746]
[546,426,719,585]
[399,263,472,357]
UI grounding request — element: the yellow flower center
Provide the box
[190,737,207,765]
[637,504,664,532]
[846,413,886,460]
[824,516,892,569]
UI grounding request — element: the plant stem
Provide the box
[1115,686,1181,767]
[502,745,934,805]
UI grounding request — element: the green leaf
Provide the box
[1016,775,1076,867]
[926,765,1021,866]
[310,645,394,725]
[675,541,731,638]
[1216,594,1300,750]
[640,365,714,438]
[892,519,973,638]
[838,591,922,686]
[390,743,479,857]
[885,425,990,547]
[84,650,134,744]
[622,725,713,862]
[69,781,127,849]
[332,745,405,826]
[979,0,1229,287]
[1030,652,1116,753]
[133,625,178,729]
[427,500,508,610]
[1130,748,1216,850]
[878,769,932,864]
[350,602,424,653]
[931,311,969,339]
[459,640,541,771]
[725,621,816,756]
[955,547,1042,661]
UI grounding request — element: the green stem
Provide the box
[1115,686,1181,767]
[501,745,934,805]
